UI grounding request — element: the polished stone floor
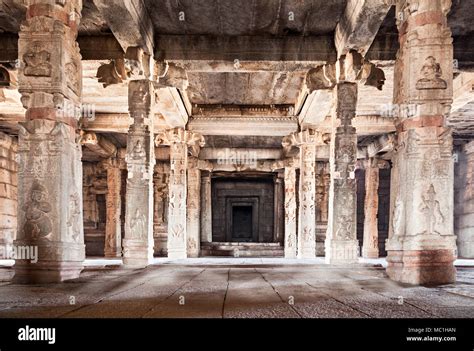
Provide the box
[0,258,473,318]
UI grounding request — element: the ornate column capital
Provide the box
[282,129,330,148]
[155,128,205,157]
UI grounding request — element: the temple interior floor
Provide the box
[0,259,473,318]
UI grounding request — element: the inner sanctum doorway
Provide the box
[211,175,280,243]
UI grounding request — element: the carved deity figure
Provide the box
[336,215,353,240]
[132,139,146,159]
[416,56,447,90]
[286,233,296,248]
[419,184,444,235]
[23,182,53,240]
[67,191,81,242]
[130,209,146,239]
[392,196,404,237]
[23,42,52,77]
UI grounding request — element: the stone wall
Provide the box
[455,142,474,258]
[0,132,17,248]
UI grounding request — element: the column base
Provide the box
[122,239,153,268]
[297,247,316,259]
[104,252,121,259]
[167,249,187,259]
[13,261,83,284]
[386,249,456,285]
[325,240,359,264]
[362,247,379,259]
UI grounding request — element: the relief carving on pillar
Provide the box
[286,232,296,249]
[67,190,81,242]
[23,42,52,77]
[170,224,184,240]
[336,215,353,240]
[22,181,53,240]
[418,184,445,235]
[187,237,197,251]
[416,56,447,90]
[129,208,147,240]
[153,171,169,225]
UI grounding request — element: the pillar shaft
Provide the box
[362,159,380,259]
[168,141,188,259]
[284,167,297,258]
[14,0,84,283]
[104,160,122,258]
[325,82,359,264]
[298,143,317,258]
[156,128,205,259]
[123,80,155,267]
[200,173,212,243]
[386,0,457,285]
[187,157,201,257]
[153,162,169,256]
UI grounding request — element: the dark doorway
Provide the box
[232,205,253,241]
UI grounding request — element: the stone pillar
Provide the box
[153,162,169,256]
[14,0,84,283]
[455,141,474,258]
[362,158,381,259]
[283,166,297,258]
[200,172,212,243]
[187,157,201,257]
[325,82,359,264]
[156,128,205,259]
[123,80,155,267]
[315,161,330,256]
[386,0,457,285]
[104,159,122,258]
[0,133,17,250]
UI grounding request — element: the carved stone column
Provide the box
[200,172,213,243]
[187,157,201,257]
[284,130,328,259]
[386,0,457,285]
[14,0,84,283]
[153,162,169,256]
[123,80,155,267]
[104,158,122,258]
[283,166,297,258]
[156,128,205,259]
[325,82,359,264]
[362,158,384,259]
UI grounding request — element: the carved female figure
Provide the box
[23,182,53,240]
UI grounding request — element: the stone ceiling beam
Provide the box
[92,0,154,55]
[155,35,336,62]
[299,90,334,128]
[335,0,393,57]
[77,35,124,60]
[171,61,325,73]
[188,116,297,137]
